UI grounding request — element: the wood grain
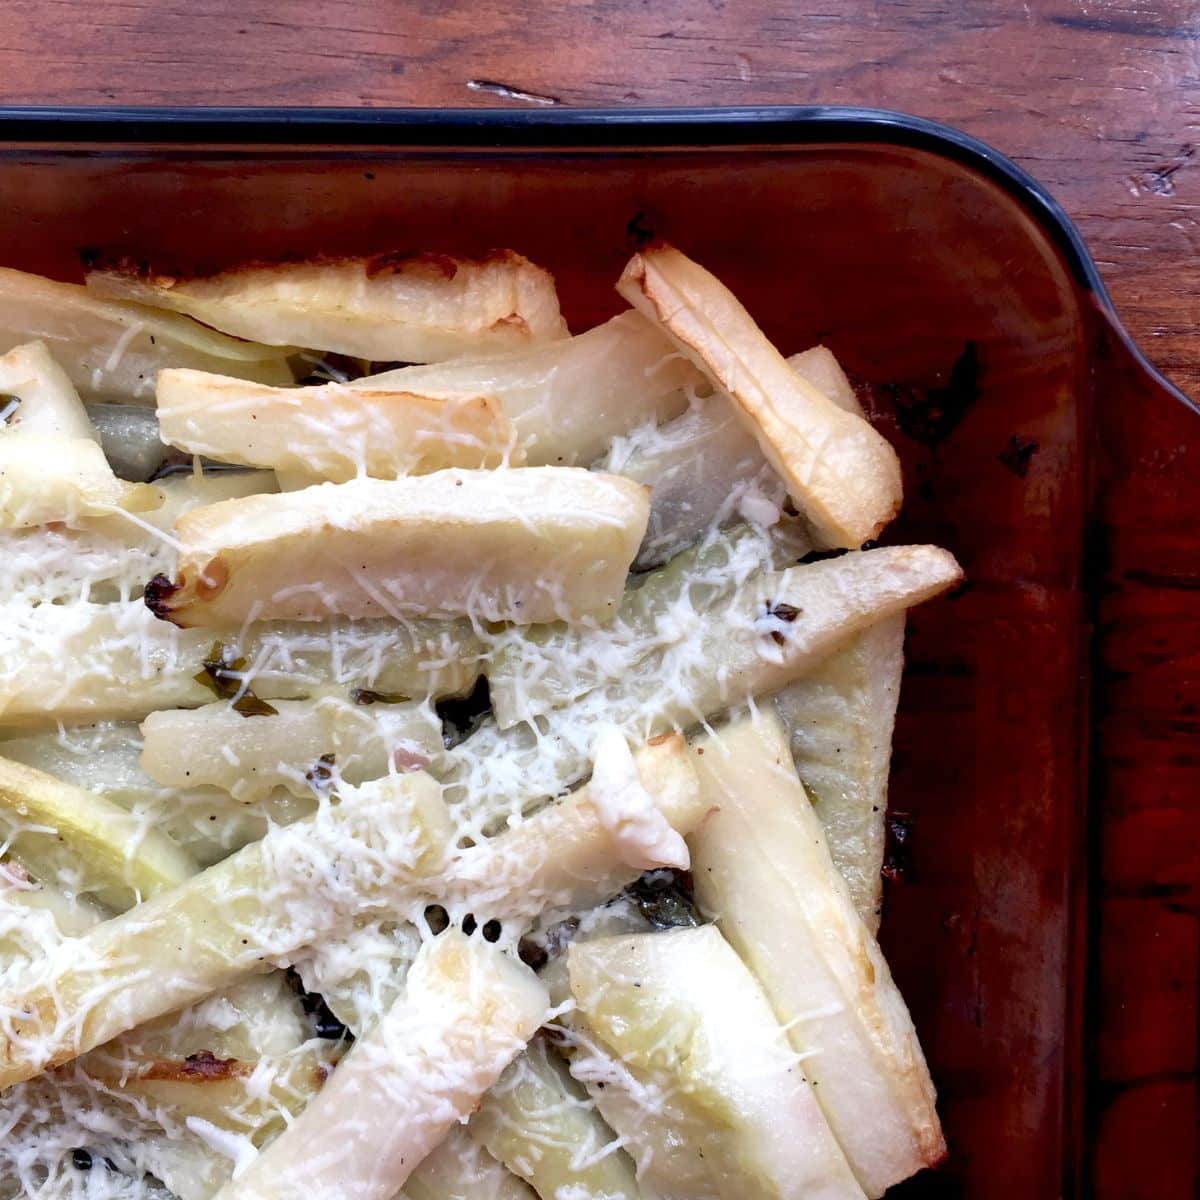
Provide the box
[1,0,1199,404]
[0,2,1196,1195]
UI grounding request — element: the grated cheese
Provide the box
[0,263,957,1200]
[587,726,689,872]
[0,601,480,726]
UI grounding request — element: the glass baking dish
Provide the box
[0,104,1192,1199]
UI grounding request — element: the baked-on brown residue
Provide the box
[141,1050,247,1082]
[143,573,182,623]
[883,812,914,882]
[490,313,529,334]
[998,433,1040,478]
[364,250,459,280]
[83,247,533,286]
[885,342,980,448]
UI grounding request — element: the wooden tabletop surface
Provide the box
[1,2,1196,1195]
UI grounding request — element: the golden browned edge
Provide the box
[129,1049,333,1088]
[620,245,904,545]
[85,247,547,288]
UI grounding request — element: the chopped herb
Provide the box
[305,753,336,792]
[232,694,278,718]
[626,869,701,930]
[760,599,802,646]
[193,641,245,698]
[194,640,277,717]
[349,687,410,706]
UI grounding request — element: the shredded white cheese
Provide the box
[588,725,688,872]
[0,281,941,1200]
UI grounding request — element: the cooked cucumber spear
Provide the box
[146,468,649,627]
[85,1039,341,1150]
[117,971,311,1062]
[0,815,332,1173]
[140,694,443,800]
[688,711,946,1196]
[444,544,961,836]
[0,1069,231,1200]
[0,339,100,440]
[286,930,539,1200]
[470,1032,642,1200]
[618,245,902,548]
[0,435,161,528]
[601,343,862,567]
[0,267,294,402]
[0,772,452,1087]
[360,309,700,466]
[0,720,319,867]
[488,521,810,728]
[444,730,703,926]
[214,931,548,1200]
[568,926,864,1200]
[406,1128,537,1200]
[0,754,198,910]
[790,344,862,413]
[774,613,906,930]
[157,370,520,481]
[88,251,568,363]
[0,470,276,606]
[0,600,479,725]
[603,390,784,569]
[0,345,163,527]
[0,865,105,967]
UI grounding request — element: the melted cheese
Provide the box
[487,521,809,727]
[0,601,480,726]
[214,932,548,1200]
[587,725,689,872]
[0,774,453,1089]
[0,290,953,1200]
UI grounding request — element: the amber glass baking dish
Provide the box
[0,104,1192,1199]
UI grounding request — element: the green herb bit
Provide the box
[232,694,279,718]
[195,640,277,716]
[349,688,411,706]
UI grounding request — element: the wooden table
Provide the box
[1,2,1196,1195]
